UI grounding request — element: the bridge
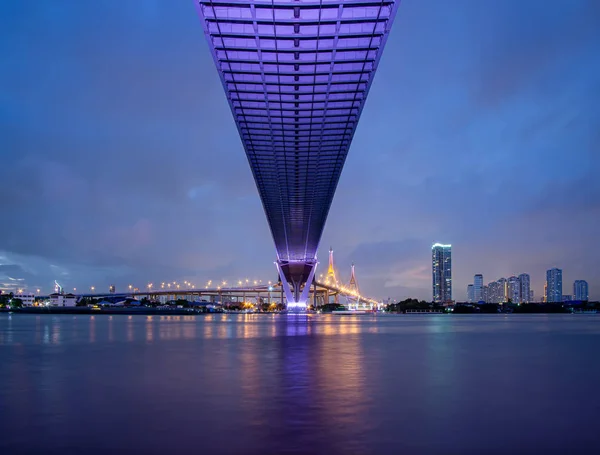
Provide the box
[48,280,379,309]
[47,250,379,308]
[195,0,399,310]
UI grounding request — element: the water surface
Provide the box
[1,314,599,454]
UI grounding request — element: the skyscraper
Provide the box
[498,278,507,302]
[546,268,563,303]
[474,274,483,302]
[519,273,531,303]
[432,243,452,304]
[573,280,589,301]
[467,284,474,303]
[507,276,520,303]
[486,281,499,303]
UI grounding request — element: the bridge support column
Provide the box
[275,260,317,313]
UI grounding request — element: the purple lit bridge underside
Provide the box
[196,0,399,309]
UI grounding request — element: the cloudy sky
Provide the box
[1,0,599,301]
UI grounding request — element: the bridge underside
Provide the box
[196,0,399,310]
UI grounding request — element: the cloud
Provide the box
[0,0,598,302]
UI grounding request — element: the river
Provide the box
[1,313,599,454]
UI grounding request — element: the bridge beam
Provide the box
[196,0,399,296]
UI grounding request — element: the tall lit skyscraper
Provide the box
[432,243,452,304]
[573,280,589,301]
[474,274,483,302]
[519,273,531,303]
[546,268,563,303]
[467,284,474,303]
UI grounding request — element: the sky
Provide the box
[1,0,599,301]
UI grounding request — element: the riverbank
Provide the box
[0,307,204,316]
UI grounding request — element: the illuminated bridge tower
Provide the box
[326,247,337,285]
[196,0,400,311]
[348,263,359,295]
[346,263,361,308]
[326,246,339,304]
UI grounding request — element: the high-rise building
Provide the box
[474,274,483,302]
[486,281,499,303]
[519,274,531,303]
[546,268,563,303]
[529,289,534,302]
[507,276,520,303]
[573,280,589,301]
[432,243,452,304]
[467,284,474,303]
[482,285,488,303]
[562,295,572,302]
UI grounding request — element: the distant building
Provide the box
[519,273,531,303]
[529,289,534,302]
[432,243,452,304]
[486,278,507,304]
[49,293,78,307]
[573,280,589,301]
[474,274,483,302]
[562,295,572,302]
[546,268,563,303]
[498,278,507,303]
[482,285,488,303]
[467,284,474,303]
[507,276,520,303]
[15,292,35,306]
[485,281,498,303]
[109,285,116,294]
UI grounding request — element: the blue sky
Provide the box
[1,0,599,300]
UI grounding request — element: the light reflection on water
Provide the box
[0,314,599,454]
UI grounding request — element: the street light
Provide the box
[91,286,95,292]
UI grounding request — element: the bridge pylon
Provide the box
[275,259,317,312]
[348,263,360,295]
[326,247,339,304]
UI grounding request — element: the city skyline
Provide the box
[0,240,594,303]
[1,1,599,301]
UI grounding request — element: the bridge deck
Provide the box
[196,0,399,270]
